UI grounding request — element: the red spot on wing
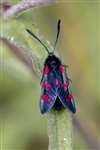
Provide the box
[59,65,64,73]
[43,65,49,74]
[55,79,59,85]
[41,95,47,100]
[41,81,52,89]
[41,94,51,104]
[66,94,73,101]
[46,83,52,88]
[62,81,69,88]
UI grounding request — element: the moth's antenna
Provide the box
[53,19,61,51]
[26,29,49,54]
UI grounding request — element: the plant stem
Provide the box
[2,0,57,19]
[47,109,72,150]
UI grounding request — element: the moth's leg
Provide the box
[63,64,72,83]
[62,64,69,68]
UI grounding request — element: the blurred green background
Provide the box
[0,0,99,150]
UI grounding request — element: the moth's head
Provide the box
[44,54,61,70]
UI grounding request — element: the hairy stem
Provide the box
[2,0,57,19]
[47,110,72,150]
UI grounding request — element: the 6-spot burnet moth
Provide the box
[26,19,76,114]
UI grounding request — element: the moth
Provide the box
[26,20,76,114]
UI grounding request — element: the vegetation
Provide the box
[0,0,99,150]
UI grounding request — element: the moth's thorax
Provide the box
[44,55,61,70]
